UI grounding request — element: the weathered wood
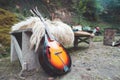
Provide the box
[22,31,40,70]
[11,35,23,66]
[74,33,92,48]
[103,28,116,46]
[10,28,32,34]
[10,35,18,62]
[10,29,40,72]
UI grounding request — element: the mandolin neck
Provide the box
[44,23,54,40]
[30,7,54,40]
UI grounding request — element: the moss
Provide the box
[0,8,18,27]
[0,8,18,56]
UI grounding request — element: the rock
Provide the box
[48,77,55,80]
[86,68,91,71]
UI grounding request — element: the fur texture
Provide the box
[12,17,74,51]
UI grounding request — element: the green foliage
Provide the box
[14,13,25,20]
[100,0,120,24]
[95,0,104,13]
[72,0,88,23]
[55,0,63,7]
[72,0,105,22]
[71,0,120,33]
[93,36,103,42]
[72,0,87,14]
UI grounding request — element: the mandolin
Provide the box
[31,7,71,76]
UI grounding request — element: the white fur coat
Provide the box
[12,17,74,51]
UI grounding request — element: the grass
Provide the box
[93,36,103,42]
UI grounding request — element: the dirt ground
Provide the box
[0,42,120,80]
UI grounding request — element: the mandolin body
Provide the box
[38,35,71,76]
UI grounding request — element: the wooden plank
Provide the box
[74,35,91,47]
[10,35,18,62]
[10,28,32,34]
[77,37,90,44]
[12,35,23,66]
[22,31,40,70]
[10,28,41,74]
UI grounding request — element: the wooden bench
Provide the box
[73,30,93,48]
[10,28,40,75]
